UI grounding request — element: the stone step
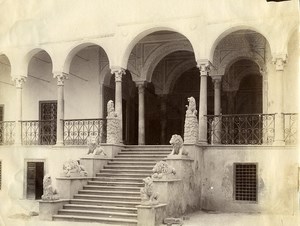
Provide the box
[108,161,156,165]
[58,209,137,219]
[64,204,137,214]
[70,198,141,208]
[87,181,143,187]
[119,151,170,154]
[83,185,141,191]
[124,145,171,149]
[96,173,150,178]
[79,190,141,197]
[53,214,137,225]
[73,194,141,202]
[93,177,145,182]
[103,165,154,170]
[115,154,166,158]
[110,157,161,161]
[97,167,153,175]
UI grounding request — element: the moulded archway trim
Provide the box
[25,48,53,77]
[120,25,198,69]
[209,25,273,63]
[166,59,196,95]
[144,42,194,82]
[63,42,110,75]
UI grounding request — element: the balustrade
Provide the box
[283,113,298,145]
[0,121,15,145]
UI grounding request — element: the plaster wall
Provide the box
[200,146,298,214]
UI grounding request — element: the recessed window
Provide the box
[234,163,257,202]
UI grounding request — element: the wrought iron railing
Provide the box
[21,120,57,145]
[63,118,107,145]
[0,121,15,145]
[283,113,298,145]
[206,114,275,145]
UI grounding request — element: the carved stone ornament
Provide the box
[112,68,126,82]
[184,97,199,144]
[106,100,120,144]
[41,174,59,200]
[86,135,107,156]
[53,72,68,86]
[152,161,176,180]
[197,60,211,76]
[169,134,188,156]
[61,159,88,177]
[13,77,26,88]
[140,177,159,206]
[272,54,287,71]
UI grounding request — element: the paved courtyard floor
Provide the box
[2,211,299,226]
[1,200,299,226]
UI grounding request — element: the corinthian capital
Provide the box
[197,59,212,76]
[13,76,26,88]
[53,71,68,86]
[272,54,287,71]
[111,67,126,82]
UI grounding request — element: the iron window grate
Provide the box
[234,163,257,201]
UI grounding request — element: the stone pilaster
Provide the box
[111,67,126,143]
[53,71,68,146]
[136,81,146,145]
[197,60,211,144]
[13,76,26,145]
[212,75,222,144]
[272,54,287,145]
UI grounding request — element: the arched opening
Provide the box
[126,30,198,145]
[23,50,55,145]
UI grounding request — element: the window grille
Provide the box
[234,163,257,201]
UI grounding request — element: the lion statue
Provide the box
[87,135,107,156]
[169,134,188,156]
[152,161,176,179]
[41,174,59,200]
[107,100,117,118]
[186,96,197,116]
[140,177,158,206]
[62,160,88,177]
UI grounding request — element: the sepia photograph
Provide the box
[0,0,299,225]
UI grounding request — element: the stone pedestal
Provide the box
[153,179,182,217]
[56,177,92,199]
[137,204,167,226]
[39,199,69,220]
[80,156,112,177]
[184,115,199,144]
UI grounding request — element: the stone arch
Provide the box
[63,42,110,74]
[209,26,272,62]
[25,48,53,77]
[144,41,194,82]
[222,57,262,92]
[0,53,12,74]
[120,26,197,69]
[165,59,196,94]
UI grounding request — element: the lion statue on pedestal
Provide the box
[41,174,59,200]
[169,134,188,156]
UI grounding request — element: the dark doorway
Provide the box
[39,101,57,145]
[26,161,44,199]
[0,105,3,144]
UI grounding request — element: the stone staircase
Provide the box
[53,145,171,225]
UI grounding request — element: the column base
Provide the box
[55,141,64,146]
[197,140,208,145]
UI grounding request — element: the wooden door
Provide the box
[26,162,44,199]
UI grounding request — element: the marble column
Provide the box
[197,60,211,144]
[212,76,222,144]
[53,72,68,146]
[137,82,145,145]
[160,95,167,145]
[272,55,286,145]
[99,82,104,118]
[112,68,125,143]
[14,77,26,145]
